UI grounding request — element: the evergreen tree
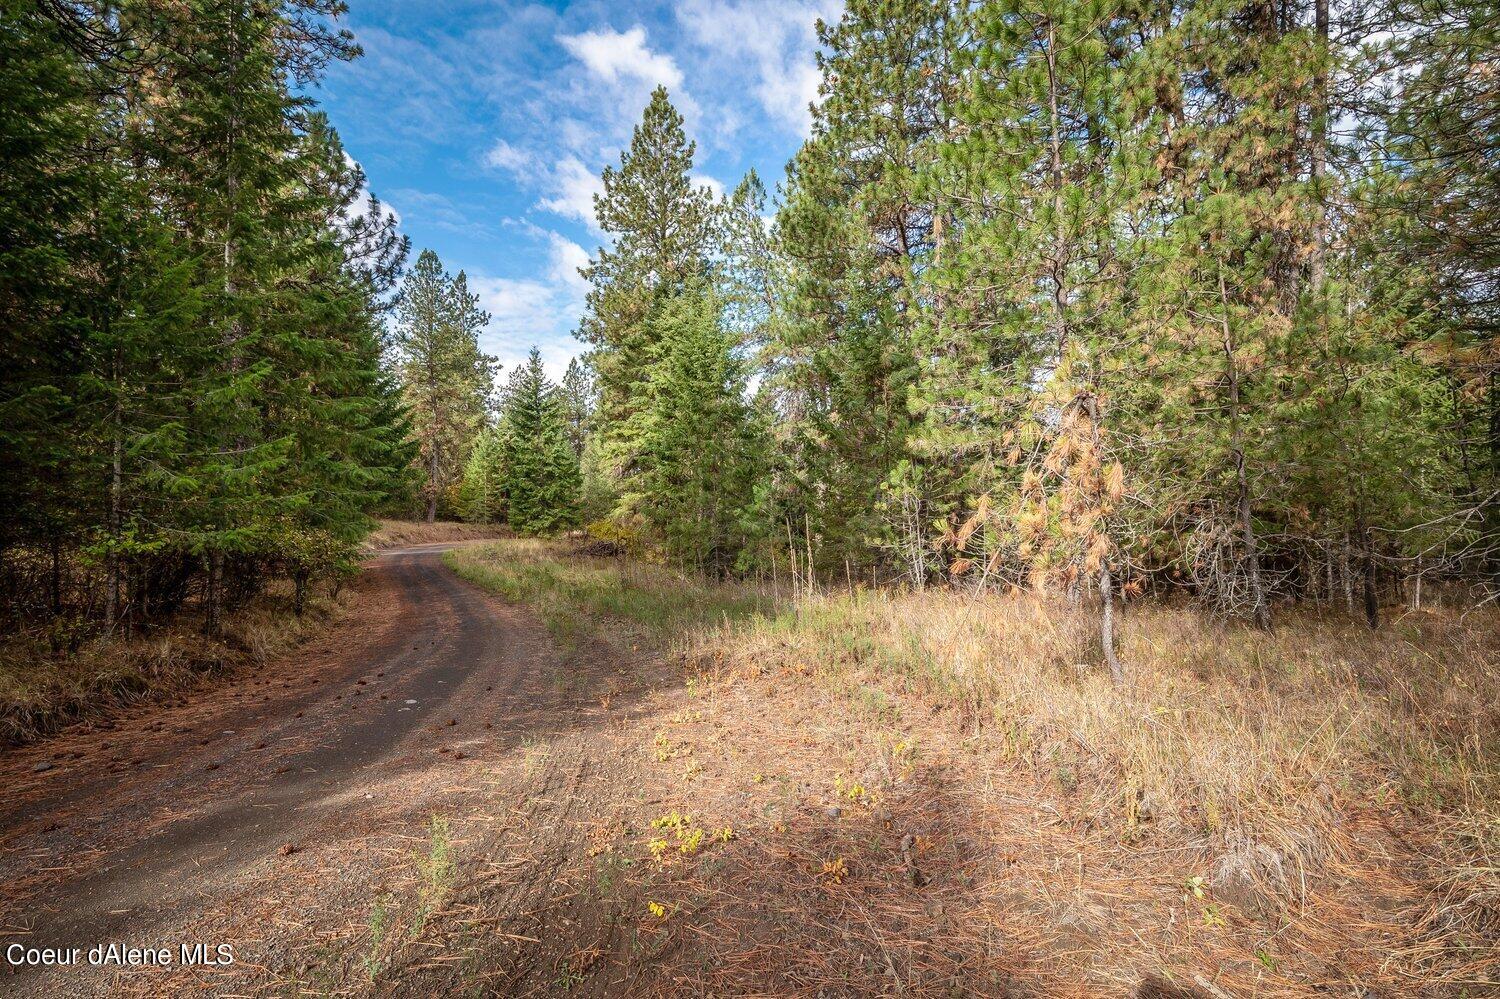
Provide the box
[1364,0,1500,578]
[768,0,960,580]
[391,250,496,522]
[459,426,508,524]
[626,283,762,573]
[497,349,580,535]
[559,356,595,456]
[577,87,717,488]
[1,0,414,635]
[0,0,106,606]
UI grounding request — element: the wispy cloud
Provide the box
[537,157,606,229]
[558,25,684,90]
[324,1,829,377]
[677,0,837,136]
[467,229,591,379]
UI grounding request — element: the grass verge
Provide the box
[444,538,775,648]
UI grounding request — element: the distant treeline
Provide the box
[1,1,414,640]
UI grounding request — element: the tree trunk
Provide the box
[50,537,62,617]
[1309,0,1329,295]
[1099,563,1123,686]
[205,550,224,638]
[106,393,122,634]
[1219,268,1269,628]
[1487,370,1500,582]
[1361,525,1379,629]
[209,5,239,643]
[1341,531,1353,611]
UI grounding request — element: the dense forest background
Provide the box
[471,0,1499,643]
[2,0,1496,655]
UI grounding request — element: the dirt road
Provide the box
[0,543,592,997]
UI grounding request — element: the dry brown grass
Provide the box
[674,587,1500,991]
[218,539,1494,996]
[702,590,1498,844]
[366,518,508,550]
[0,583,349,745]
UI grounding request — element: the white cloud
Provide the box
[544,231,591,292]
[484,139,530,172]
[341,152,401,229]
[483,141,606,230]
[558,25,684,89]
[693,173,726,200]
[677,0,837,135]
[551,23,704,158]
[464,230,591,380]
[536,156,605,227]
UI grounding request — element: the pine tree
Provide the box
[459,426,508,524]
[577,86,717,489]
[768,0,960,581]
[559,356,595,456]
[498,349,580,535]
[913,0,1169,674]
[627,282,761,573]
[1364,0,1500,578]
[391,250,496,522]
[0,0,105,610]
[1,0,415,635]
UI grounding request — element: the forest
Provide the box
[455,0,1498,656]
[2,1,1497,994]
[2,0,1496,647]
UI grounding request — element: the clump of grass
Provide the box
[415,814,456,932]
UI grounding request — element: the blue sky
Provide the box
[319,0,841,379]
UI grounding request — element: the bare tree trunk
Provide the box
[50,537,62,618]
[1362,535,1379,629]
[1324,545,1334,605]
[207,3,242,640]
[1309,0,1329,294]
[1043,16,1069,357]
[205,551,224,639]
[1219,268,1270,628]
[1342,531,1353,611]
[1099,563,1123,686]
[106,420,122,633]
[1487,371,1500,581]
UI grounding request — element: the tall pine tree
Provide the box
[497,349,580,535]
[391,250,495,522]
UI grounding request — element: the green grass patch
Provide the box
[444,539,778,647]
